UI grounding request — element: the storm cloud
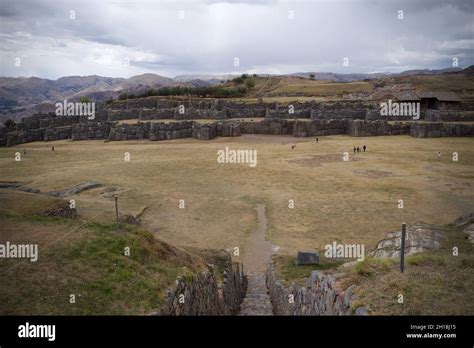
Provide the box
[1,0,473,78]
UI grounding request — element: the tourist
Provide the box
[363,145,366,152]
[353,146,356,154]
[437,151,441,160]
[52,146,55,151]
[316,137,319,143]
[357,147,360,153]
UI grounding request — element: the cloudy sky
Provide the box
[1,0,473,79]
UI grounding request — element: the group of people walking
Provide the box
[353,145,367,154]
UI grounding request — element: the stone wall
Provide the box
[2,114,473,147]
[72,121,240,142]
[108,109,139,121]
[217,122,242,137]
[293,119,349,137]
[348,120,410,136]
[266,263,363,315]
[72,122,114,141]
[192,123,217,140]
[6,129,45,147]
[18,113,49,130]
[239,119,294,135]
[40,116,81,128]
[238,118,349,137]
[423,110,474,122]
[159,254,246,315]
[149,121,194,141]
[139,108,175,120]
[44,126,72,142]
[106,121,195,141]
[109,122,151,141]
[409,122,474,138]
[107,99,376,121]
[109,98,266,120]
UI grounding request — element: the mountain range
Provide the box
[0,67,470,121]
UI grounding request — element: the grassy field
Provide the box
[396,74,474,97]
[267,80,373,97]
[224,75,373,97]
[1,134,473,315]
[0,211,211,315]
[1,135,473,258]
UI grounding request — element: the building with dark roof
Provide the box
[418,91,462,110]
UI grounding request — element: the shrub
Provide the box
[232,77,244,84]
[79,96,92,103]
[4,119,16,130]
[245,79,256,90]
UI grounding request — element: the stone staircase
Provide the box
[238,272,273,316]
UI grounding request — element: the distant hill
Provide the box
[290,72,387,82]
[174,74,236,83]
[459,65,474,77]
[0,73,216,121]
[398,67,463,76]
[1,66,472,123]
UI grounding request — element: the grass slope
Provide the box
[0,193,212,315]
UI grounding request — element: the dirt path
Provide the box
[239,204,274,315]
[255,76,271,97]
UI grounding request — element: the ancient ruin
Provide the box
[2,96,473,147]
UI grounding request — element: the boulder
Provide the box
[295,251,320,265]
[369,224,445,259]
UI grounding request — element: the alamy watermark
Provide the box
[0,242,38,262]
[380,99,420,120]
[324,241,365,261]
[55,99,95,120]
[217,147,257,167]
[18,322,55,341]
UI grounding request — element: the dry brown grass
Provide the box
[344,225,474,315]
[268,80,373,97]
[0,135,473,260]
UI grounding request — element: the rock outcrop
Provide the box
[45,181,103,197]
[453,212,474,245]
[369,224,445,259]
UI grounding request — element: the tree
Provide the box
[245,79,256,90]
[233,77,244,84]
[4,119,16,130]
[309,73,315,80]
[79,96,92,103]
